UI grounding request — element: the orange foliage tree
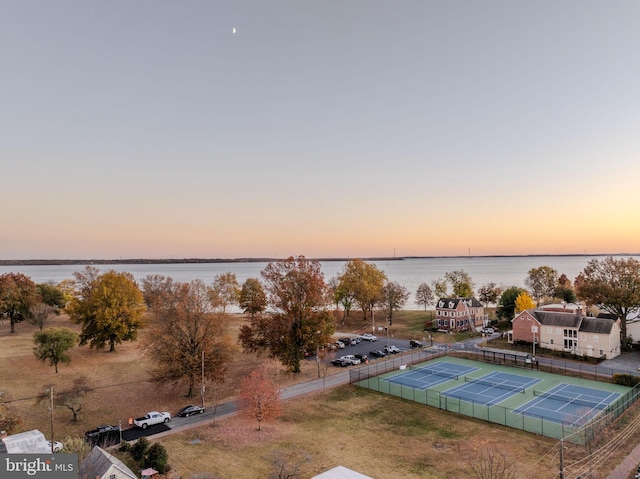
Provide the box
[238,365,282,431]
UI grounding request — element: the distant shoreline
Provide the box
[0,253,636,266]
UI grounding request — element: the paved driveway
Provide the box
[599,349,640,373]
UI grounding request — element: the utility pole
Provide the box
[49,387,55,453]
[559,437,564,479]
[201,350,205,409]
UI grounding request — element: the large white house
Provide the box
[511,309,621,359]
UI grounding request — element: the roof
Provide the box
[312,466,374,479]
[436,297,482,309]
[79,446,137,479]
[0,429,50,453]
[517,310,616,334]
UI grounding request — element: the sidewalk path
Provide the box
[607,442,640,479]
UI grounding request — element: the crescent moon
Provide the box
[232,27,236,34]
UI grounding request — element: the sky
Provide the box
[2,1,640,260]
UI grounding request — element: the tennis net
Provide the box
[533,390,606,409]
[463,376,525,394]
[408,366,459,380]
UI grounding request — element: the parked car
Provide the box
[339,355,361,365]
[331,358,349,367]
[369,349,386,358]
[358,333,377,342]
[409,340,424,348]
[134,411,171,429]
[384,345,400,354]
[339,337,357,346]
[354,354,368,363]
[47,441,63,452]
[335,341,345,349]
[482,328,495,335]
[84,424,121,446]
[177,405,205,417]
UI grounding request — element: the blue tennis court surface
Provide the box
[514,383,621,426]
[385,361,478,390]
[443,372,542,406]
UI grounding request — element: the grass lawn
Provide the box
[2,311,640,478]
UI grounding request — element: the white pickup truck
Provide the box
[133,411,171,429]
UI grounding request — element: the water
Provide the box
[1,255,638,309]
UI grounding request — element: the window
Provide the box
[593,336,599,343]
[547,327,552,334]
[580,333,586,340]
[550,339,554,345]
[600,350,604,356]
[110,475,116,479]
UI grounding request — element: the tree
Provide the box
[29,302,57,330]
[238,364,282,431]
[269,450,310,479]
[575,256,640,350]
[553,285,576,304]
[496,286,526,321]
[238,278,267,319]
[239,256,334,373]
[36,282,66,310]
[338,259,386,321]
[415,282,435,311]
[467,449,517,479]
[432,278,448,299]
[66,269,146,352]
[525,266,558,306]
[147,280,234,398]
[209,272,240,314]
[144,443,169,474]
[477,283,502,308]
[33,327,79,373]
[380,281,409,325]
[514,291,536,314]
[0,272,40,333]
[140,274,177,317]
[56,377,90,422]
[444,270,475,298]
[0,390,23,434]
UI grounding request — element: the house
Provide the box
[0,429,50,453]
[596,310,640,344]
[434,297,486,332]
[311,465,374,479]
[510,309,621,359]
[78,446,137,479]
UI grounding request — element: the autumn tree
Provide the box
[0,390,23,434]
[66,268,146,352]
[140,274,177,317]
[147,280,234,398]
[33,327,79,373]
[328,276,354,322]
[30,303,57,330]
[525,266,558,306]
[238,364,282,431]
[337,259,386,321]
[432,278,448,299]
[478,283,502,308]
[575,256,640,349]
[239,256,334,373]
[415,282,435,311]
[238,278,267,319]
[0,272,40,333]
[380,281,409,325]
[496,286,526,320]
[514,291,536,314]
[445,270,475,298]
[209,272,240,314]
[37,282,66,310]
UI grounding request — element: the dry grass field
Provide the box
[2,311,640,478]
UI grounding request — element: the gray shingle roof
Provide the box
[526,310,615,334]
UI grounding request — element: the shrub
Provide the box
[130,437,149,461]
[613,373,640,387]
[144,443,169,474]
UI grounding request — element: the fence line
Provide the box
[348,348,640,445]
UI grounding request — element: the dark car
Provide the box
[369,349,386,358]
[177,405,205,417]
[409,340,424,348]
[354,354,368,363]
[331,358,349,367]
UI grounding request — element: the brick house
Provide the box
[510,309,621,359]
[434,297,485,332]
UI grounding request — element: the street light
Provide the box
[532,325,538,359]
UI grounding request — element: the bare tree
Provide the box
[269,450,310,479]
[29,303,57,330]
[415,282,435,311]
[467,450,517,479]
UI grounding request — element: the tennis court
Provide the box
[514,383,622,427]
[384,361,477,389]
[354,356,636,443]
[443,371,542,406]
